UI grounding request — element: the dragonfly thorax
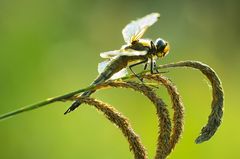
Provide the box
[125,39,151,52]
[125,38,170,59]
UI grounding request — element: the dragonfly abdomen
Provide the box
[93,56,129,85]
[65,56,146,114]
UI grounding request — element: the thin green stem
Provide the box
[0,85,96,120]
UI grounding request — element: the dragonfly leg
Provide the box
[143,63,148,70]
[153,61,159,73]
[153,61,170,74]
[150,57,154,74]
[129,59,148,82]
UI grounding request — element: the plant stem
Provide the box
[0,85,96,120]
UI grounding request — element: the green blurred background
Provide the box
[0,0,239,158]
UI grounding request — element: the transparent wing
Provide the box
[98,60,128,80]
[122,13,160,44]
[98,60,110,74]
[100,49,147,59]
[111,68,128,80]
[100,50,121,58]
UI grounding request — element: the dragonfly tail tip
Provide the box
[64,100,81,115]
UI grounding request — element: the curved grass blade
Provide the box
[158,61,224,144]
[143,74,184,156]
[97,81,172,159]
[74,97,147,159]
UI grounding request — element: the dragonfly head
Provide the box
[155,38,170,58]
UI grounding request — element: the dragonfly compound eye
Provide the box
[155,38,170,57]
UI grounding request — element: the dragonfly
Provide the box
[64,12,170,114]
